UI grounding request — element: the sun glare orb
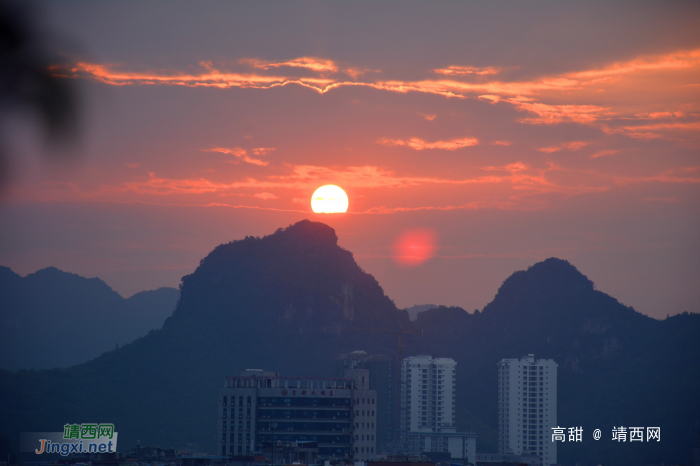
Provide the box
[392,229,438,266]
[311,185,349,213]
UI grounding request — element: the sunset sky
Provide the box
[1,1,698,320]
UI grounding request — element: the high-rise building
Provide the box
[401,355,456,433]
[497,354,558,466]
[400,356,476,463]
[336,351,395,451]
[217,369,377,461]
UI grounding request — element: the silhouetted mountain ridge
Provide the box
[411,258,698,465]
[0,222,697,466]
[0,266,179,370]
[168,219,402,330]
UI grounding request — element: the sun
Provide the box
[311,185,349,213]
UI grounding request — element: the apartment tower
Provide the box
[498,354,557,466]
[400,356,476,463]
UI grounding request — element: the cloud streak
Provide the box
[434,65,502,76]
[377,136,479,150]
[203,147,268,166]
[62,48,700,140]
[538,141,589,153]
[242,57,338,73]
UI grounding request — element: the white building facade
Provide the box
[400,356,476,464]
[401,355,456,433]
[497,354,558,466]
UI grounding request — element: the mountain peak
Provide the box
[173,220,399,329]
[497,257,594,297]
[273,219,339,247]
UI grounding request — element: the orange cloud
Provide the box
[45,45,699,207]
[492,141,512,146]
[479,95,502,103]
[538,141,589,153]
[243,57,338,73]
[253,192,278,200]
[377,136,479,150]
[600,120,700,140]
[204,147,268,166]
[567,49,700,80]
[252,148,275,156]
[16,156,641,214]
[276,165,496,189]
[343,67,377,79]
[613,166,700,185]
[126,163,141,168]
[510,100,610,125]
[360,200,522,214]
[590,150,619,159]
[434,65,502,76]
[116,162,606,202]
[65,61,335,91]
[64,48,700,139]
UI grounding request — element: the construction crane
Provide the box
[323,321,423,442]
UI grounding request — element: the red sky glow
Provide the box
[1,1,698,319]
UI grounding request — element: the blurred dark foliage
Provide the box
[0,221,697,465]
[0,0,80,185]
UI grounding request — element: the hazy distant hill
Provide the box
[404,303,437,320]
[0,266,179,370]
[0,221,697,466]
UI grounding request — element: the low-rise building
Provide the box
[217,369,377,461]
[475,452,540,465]
[405,428,476,463]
